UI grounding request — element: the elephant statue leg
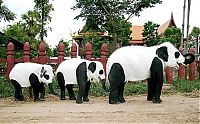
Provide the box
[57,72,66,100]
[83,81,91,102]
[66,84,76,100]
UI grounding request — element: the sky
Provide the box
[1,0,200,48]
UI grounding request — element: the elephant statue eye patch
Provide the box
[99,70,103,75]
[44,75,49,80]
[175,52,180,58]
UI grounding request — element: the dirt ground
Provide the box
[0,92,199,124]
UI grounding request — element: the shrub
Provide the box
[0,77,14,98]
[172,79,200,92]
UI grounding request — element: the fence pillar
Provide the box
[178,47,185,79]
[71,42,77,58]
[58,42,65,65]
[23,42,30,62]
[100,43,108,77]
[39,42,47,64]
[166,67,173,84]
[6,42,14,80]
[85,42,92,60]
[189,48,196,81]
[197,60,200,79]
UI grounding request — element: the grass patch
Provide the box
[172,79,200,92]
[90,81,148,96]
[89,82,109,96]
[45,78,60,95]
[0,76,60,98]
[0,75,199,99]
[124,81,147,95]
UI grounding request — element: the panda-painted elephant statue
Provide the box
[103,42,195,104]
[56,58,105,104]
[9,62,57,101]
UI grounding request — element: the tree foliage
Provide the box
[3,21,40,50]
[1,0,54,58]
[34,0,54,41]
[104,17,132,46]
[142,21,159,46]
[189,26,200,38]
[0,47,6,58]
[72,0,162,21]
[0,0,15,22]
[3,22,30,43]
[21,10,41,39]
[52,39,70,57]
[188,27,200,48]
[143,21,182,47]
[81,15,102,33]
[72,0,162,50]
[82,33,103,58]
[161,26,182,46]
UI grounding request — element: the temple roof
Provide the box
[0,31,24,49]
[129,12,176,45]
[129,25,144,44]
[157,12,176,35]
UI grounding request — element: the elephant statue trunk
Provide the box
[101,79,110,92]
[48,83,59,96]
[183,53,195,64]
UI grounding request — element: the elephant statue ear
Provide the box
[88,62,96,73]
[183,53,195,64]
[40,67,46,78]
[156,46,169,62]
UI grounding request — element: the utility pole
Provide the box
[185,0,191,53]
[41,0,44,42]
[181,0,186,48]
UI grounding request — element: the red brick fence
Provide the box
[0,41,199,83]
[166,47,200,83]
[0,41,108,81]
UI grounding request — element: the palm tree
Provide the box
[0,0,15,22]
[21,10,41,39]
[34,0,54,42]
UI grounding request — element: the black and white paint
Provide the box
[56,58,105,104]
[104,42,195,104]
[9,62,55,101]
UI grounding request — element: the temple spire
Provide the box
[171,11,174,20]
